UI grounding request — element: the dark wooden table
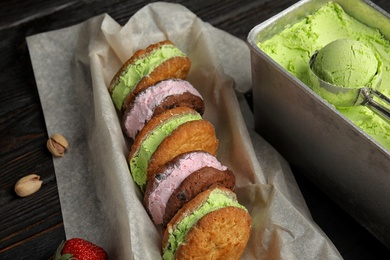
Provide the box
[1,0,389,259]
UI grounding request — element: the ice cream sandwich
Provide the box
[144,151,235,226]
[146,118,218,181]
[161,187,251,260]
[123,79,205,140]
[129,106,201,189]
[109,40,191,111]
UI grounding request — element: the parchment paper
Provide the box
[27,2,342,259]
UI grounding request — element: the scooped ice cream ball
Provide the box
[312,39,379,88]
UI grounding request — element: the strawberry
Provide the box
[54,237,108,260]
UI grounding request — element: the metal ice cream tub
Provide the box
[247,0,390,248]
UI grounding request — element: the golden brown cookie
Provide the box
[175,207,251,259]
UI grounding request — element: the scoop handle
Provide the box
[362,88,390,122]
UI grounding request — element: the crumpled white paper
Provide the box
[27,2,342,259]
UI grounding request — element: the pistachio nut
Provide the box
[47,133,69,157]
[14,174,43,197]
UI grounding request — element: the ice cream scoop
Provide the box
[309,39,390,121]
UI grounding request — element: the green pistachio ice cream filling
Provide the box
[130,113,201,188]
[112,45,186,109]
[162,190,246,260]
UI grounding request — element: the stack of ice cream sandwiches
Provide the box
[108,40,251,259]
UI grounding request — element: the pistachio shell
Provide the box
[15,174,43,197]
[47,133,69,157]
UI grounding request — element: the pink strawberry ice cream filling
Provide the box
[148,152,227,225]
[124,79,202,139]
